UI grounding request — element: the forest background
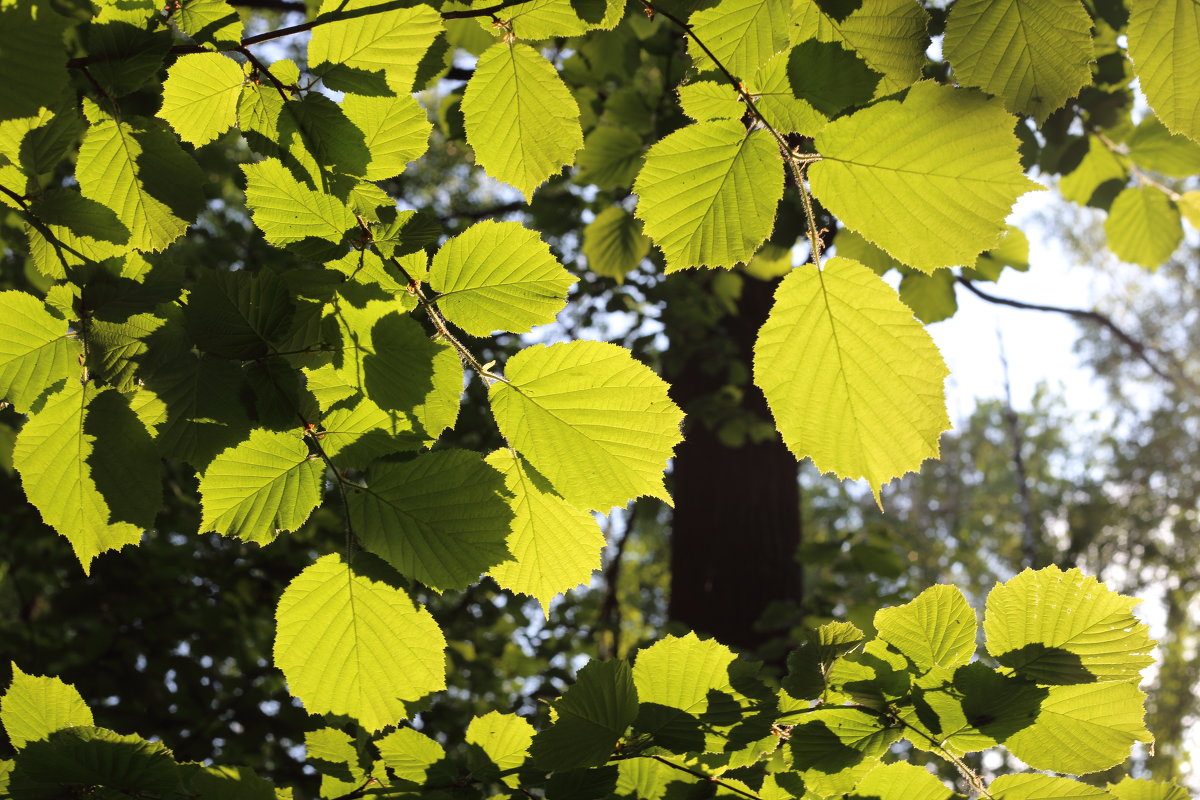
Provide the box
[0,0,1198,797]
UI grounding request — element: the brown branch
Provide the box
[957,277,1193,390]
[647,755,762,800]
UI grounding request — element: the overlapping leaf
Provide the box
[582,206,650,283]
[874,585,976,672]
[241,158,355,245]
[307,0,443,94]
[943,0,1094,123]
[488,341,684,511]
[349,449,513,591]
[633,120,782,272]
[341,93,431,181]
[430,220,576,336]
[847,762,954,800]
[754,257,949,502]
[462,42,583,201]
[810,82,1039,272]
[273,554,446,732]
[687,0,789,80]
[198,429,322,545]
[1128,0,1200,142]
[984,565,1156,684]
[530,659,637,771]
[1103,187,1182,268]
[13,381,159,572]
[159,53,244,146]
[1,665,93,750]
[0,291,80,413]
[485,450,603,615]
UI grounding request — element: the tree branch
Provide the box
[958,277,1193,391]
[646,755,762,800]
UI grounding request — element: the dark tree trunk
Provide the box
[664,274,802,652]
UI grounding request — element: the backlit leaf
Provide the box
[489,341,684,511]
[341,93,431,181]
[687,0,789,80]
[582,205,650,284]
[1,664,93,750]
[810,82,1039,272]
[485,449,604,615]
[241,158,355,246]
[430,220,576,336]
[1103,186,1183,268]
[943,0,1093,123]
[159,53,245,146]
[530,659,637,771]
[462,41,583,201]
[847,761,954,800]
[1128,0,1200,142]
[274,553,446,732]
[874,585,976,672]
[198,429,322,545]
[308,0,443,94]
[991,774,1113,800]
[754,257,949,503]
[0,291,80,414]
[633,120,782,272]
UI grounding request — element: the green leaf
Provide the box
[633,120,783,272]
[0,4,69,123]
[23,189,132,278]
[430,220,576,336]
[318,395,421,469]
[1128,116,1200,177]
[687,0,790,80]
[1108,778,1190,800]
[488,340,684,511]
[810,82,1039,272]
[582,205,650,284]
[1,665,93,750]
[159,53,245,146]
[86,312,165,392]
[899,269,958,324]
[632,633,737,718]
[485,449,603,615]
[991,774,1113,800]
[677,81,743,122]
[787,39,880,117]
[308,0,443,94]
[530,659,638,771]
[1059,136,1128,207]
[376,727,445,786]
[273,553,446,732]
[782,621,864,700]
[788,708,898,795]
[1103,186,1183,268]
[846,761,954,800]
[181,764,276,800]
[480,0,625,40]
[1004,681,1152,773]
[465,711,535,785]
[340,93,431,181]
[966,225,1029,281]
[0,291,80,414]
[184,270,296,360]
[14,381,159,573]
[329,301,462,440]
[171,0,242,47]
[874,585,975,672]
[943,0,1093,123]
[75,111,205,253]
[574,126,644,189]
[747,50,827,135]
[1180,190,1200,230]
[241,158,355,246]
[84,22,171,97]
[1128,0,1200,142]
[8,727,183,800]
[790,0,929,96]
[984,565,1156,684]
[350,450,513,591]
[462,41,583,201]
[198,429,322,545]
[754,257,949,503]
[305,728,367,798]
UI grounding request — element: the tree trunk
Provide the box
[664,274,802,652]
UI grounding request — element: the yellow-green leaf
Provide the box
[1128,0,1200,142]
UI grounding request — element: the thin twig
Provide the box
[239,45,291,100]
[0,183,96,274]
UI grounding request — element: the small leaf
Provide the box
[574,126,644,189]
[754,257,949,503]
[430,220,576,336]
[1,664,93,750]
[198,429,322,545]
[341,93,431,181]
[463,41,583,201]
[874,584,976,672]
[787,39,880,117]
[486,449,603,615]
[634,120,783,272]
[677,81,743,122]
[241,158,355,246]
[1128,116,1200,177]
[1103,186,1183,269]
[274,554,446,732]
[465,711,534,785]
[376,727,445,786]
[582,205,650,284]
[489,341,684,511]
[0,291,81,414]
[159,53,244,146]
